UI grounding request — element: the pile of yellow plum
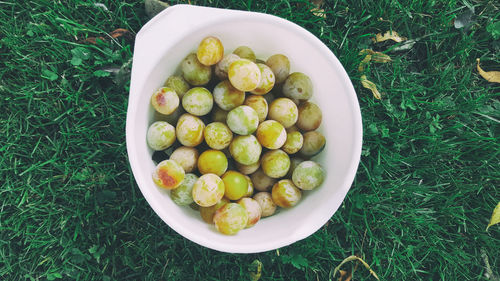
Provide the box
[147,36,326,235]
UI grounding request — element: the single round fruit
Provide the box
[266,54,290,84]
[151,87,180,115]
[200,198,229,224]
[237,198,262,228]
[292,161,325,190]
[282,130,303,154]
[204,122,233,150]
[297,101,322,131]
[222,171,248,200]
[233,46,256,62]
[176,114,205,147]
[261,150,290,178]
[236,160,260,175]
[198,150,228,176]
[181,53,212,86]
[253,192,276,217]
[250,169,276,192]
[197,36,224,66]
[213,203,248,235]
[170,173,198,205]
[213,80,245,111]
[226,105,259,135]
[169,146,199,173]
[147,121,176,151]
[192,173,225,207]
[271,179,302,208]
[251,63,275,95]
[268,98,298,128]
[164,75,190,98]
[228,59,261,91]
[243,175,254,197]
[282,72,313,101]
[229,135,262,165]
[215,53,240,80]
[256,120,287,149]
[211,106,228,123]
[244,95,268,122]
[182,87,213,116]
[152,159,185,190]
[300,131,326,157]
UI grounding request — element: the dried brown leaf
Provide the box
[487,201,500,231]
[477,59,500,84]
[337,270,352,281]
[334,255,380,280]
[109,28,131,39]
[372,30,407,43]
[361,75,382,100]
[83,36,104,44]
[81,28,132,45]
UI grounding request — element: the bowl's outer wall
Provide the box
[126,5,362,253]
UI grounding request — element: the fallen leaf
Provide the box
[109,28,131,39]
[83,36,104,44]
[82,29,132,45]
[477,59,500,84]
[309,0,325,18]
[390,39,417,52]
[372,30,407,43]
[486,201,500,231]
[358,54,371,73]
[359,49,392,63]
[248,259,263,281]
[311,7,326,18]
[337,270,352,281]
[333,255,380,280]
[361,75,382,99]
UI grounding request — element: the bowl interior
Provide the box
[128,11,361,253]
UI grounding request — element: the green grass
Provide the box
[1,0,499,280]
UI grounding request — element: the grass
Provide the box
[0,0,499,280]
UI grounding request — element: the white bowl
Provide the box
[126,4,362,253]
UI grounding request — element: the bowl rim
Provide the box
[126,4,363,253]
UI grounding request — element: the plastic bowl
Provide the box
[126,4,362,253]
